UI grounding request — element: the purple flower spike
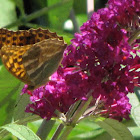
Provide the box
[22,0,140,121]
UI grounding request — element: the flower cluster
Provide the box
[22,0,140,121]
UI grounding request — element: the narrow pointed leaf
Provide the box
[96,118,134,140]
[128,88,140,127]
[1,124,41,140]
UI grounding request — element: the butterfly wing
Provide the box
[1,45,33,85]
[0,28,63,50]
[0,28,67,90]
[22,38,67,89]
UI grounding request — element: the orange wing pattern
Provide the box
[0,28,63,49]
[0,28,67,90]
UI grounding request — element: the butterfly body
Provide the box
[0,28,67,90]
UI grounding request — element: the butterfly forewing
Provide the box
[0,28,67,90]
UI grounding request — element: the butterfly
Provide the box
[0,28,67,90]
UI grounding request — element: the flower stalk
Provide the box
[3,0,71,29]
[21,0,140,139]
[36,120,55,140]
[58,90,93,140]
[128,28,140,45]
[51,100,81,140]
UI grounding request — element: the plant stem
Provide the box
[51,100,81,140]
[3,0,71,29]
[128,28,140,45]
[66,100,81,119]
[51,124,64,140]
[58,90,93,140]
[36,119,56,140]
[69,8,80,33]
[24,23,46,29]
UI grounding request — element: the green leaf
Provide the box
[96,118,134,140]
[47,0,74,30]
[73,0,87,27]
[1,124,41,140]
[129,126,140,140]
[73,0,86,14]
[75,14,87,27]
[0,116,41,139]
[0,66,23,126]
[13,93,31,121]
[131,104,140,127]
[128,88,140,108]
[11,0,25,16]
[26,119,43,134]
[68,119,106,140]
[128,88,140,127]
[0,0,17,30]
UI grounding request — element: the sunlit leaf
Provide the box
[0,0,17,30]
[1,124,41,140]
[96,118,134,140]
[128,88,140,127]
[11,0,25,16]
[0,66,23,126]
[47,0,73,30]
